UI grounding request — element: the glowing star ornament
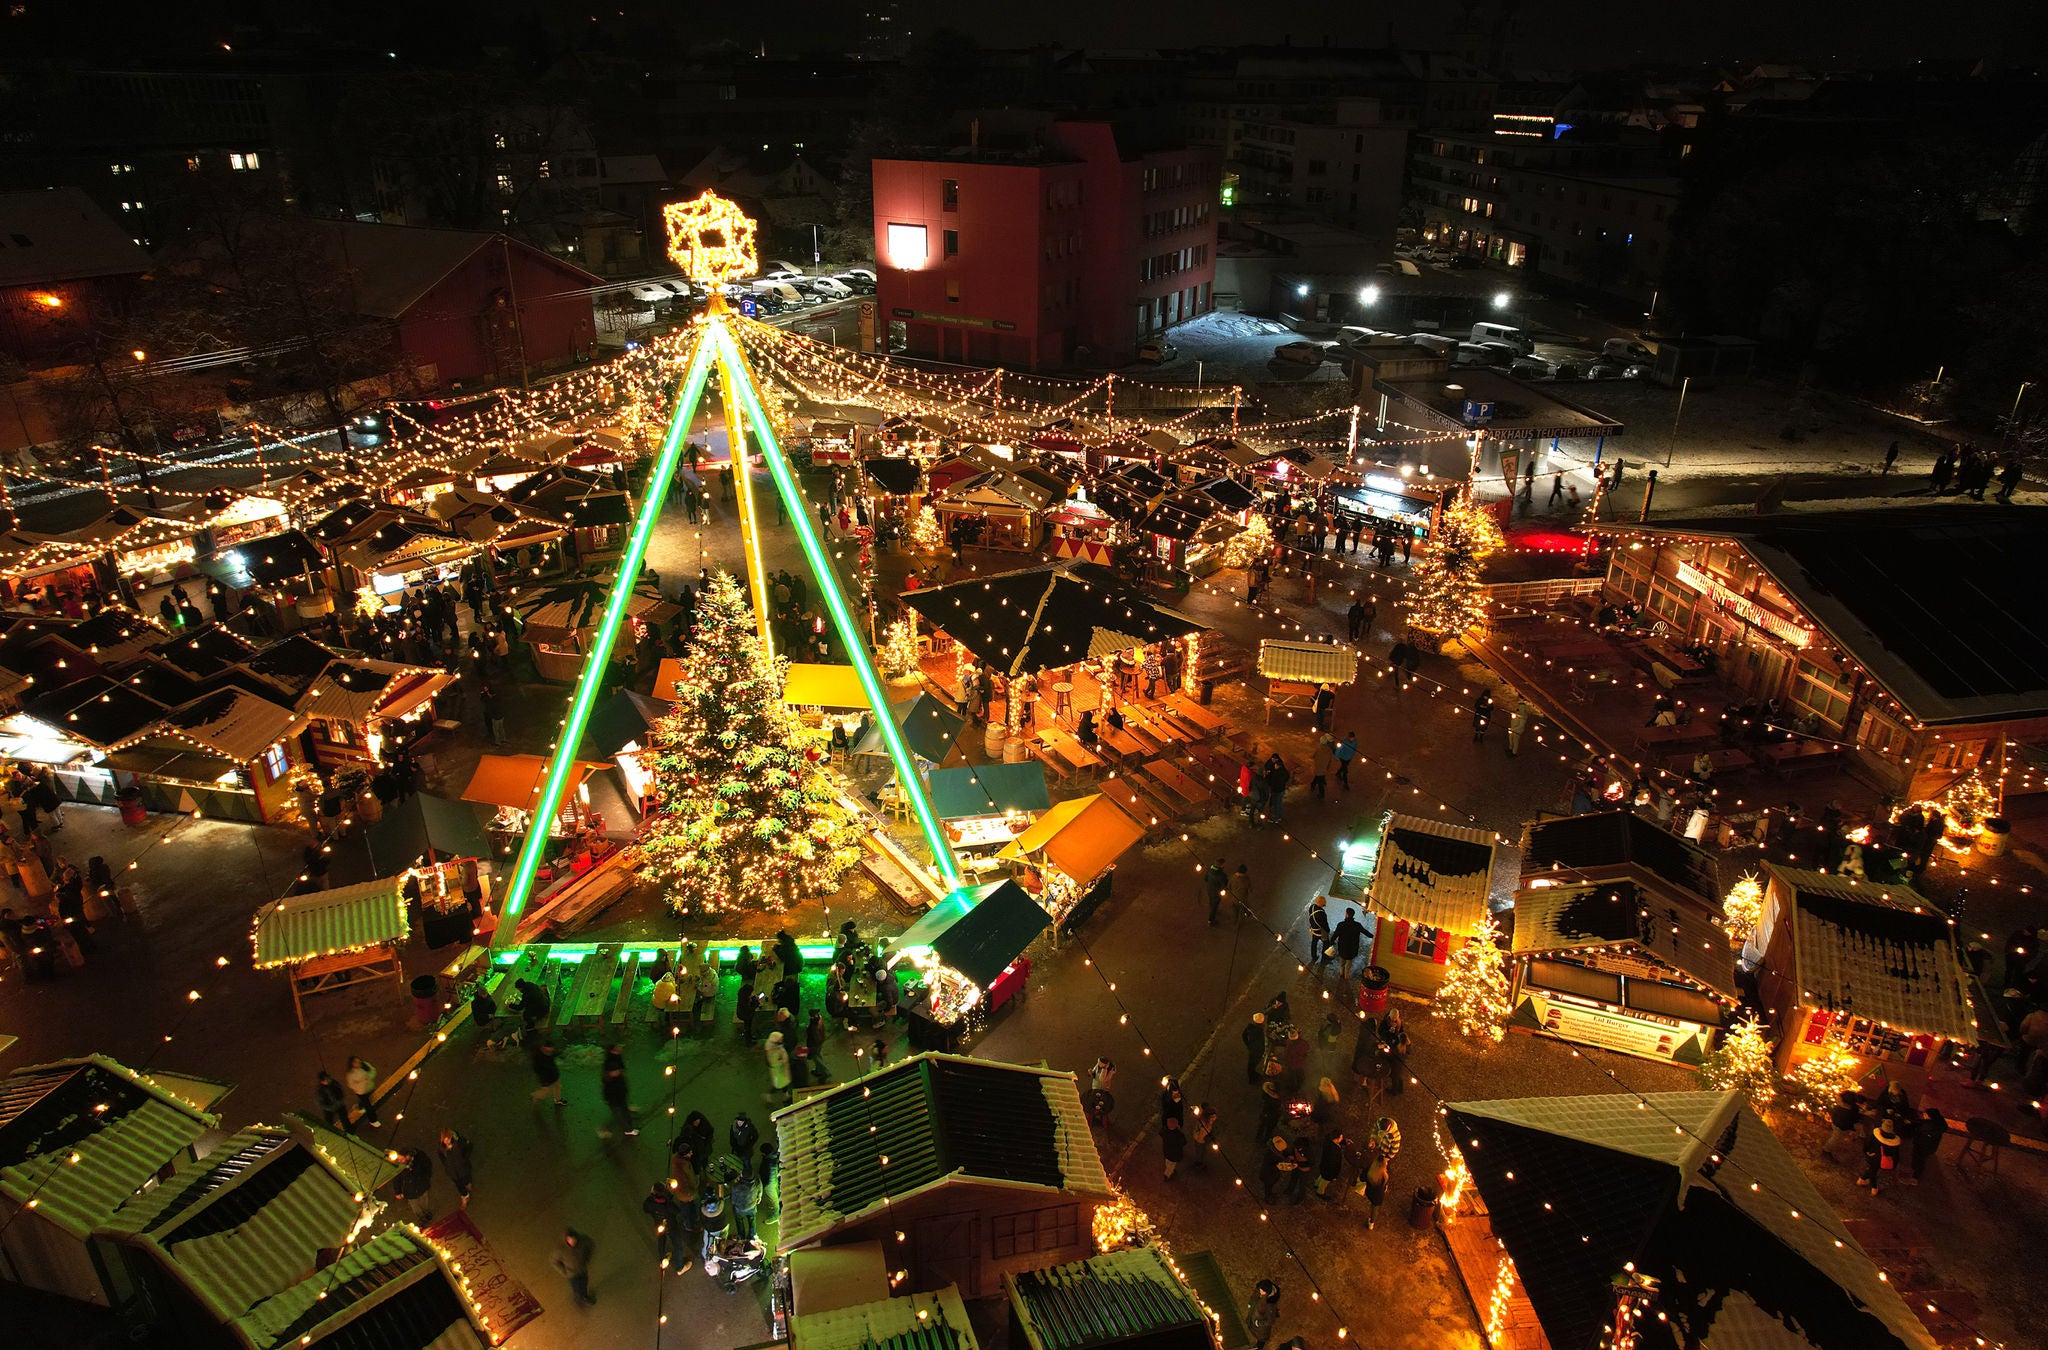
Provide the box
[663,189,759,285]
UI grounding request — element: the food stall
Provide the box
[996,792,1145,933]
[251,877,410,1027]
[201,494,291,551]
[513,577,677,683]
[461,752,612,865]
[931,472,1054,552]
[298,656,455,771]
[1329,475,1449,541]
[889,880,1050,1051]
[1257,638,1358,725]
[924,762,1053,867]
[852,693,969,771]
[1138,489,1236,577]
[578,688,672,817]
[197,529,335,627]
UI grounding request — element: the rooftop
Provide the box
[773,1052,1111,1253]
[0,187,152,288]
[1369,812,1497,933]
[903,564,1205,679]
[1764,864,1976,1043]
[1519,809,1718,899]
[1616,508,2048,725]
[1379,368,1626,440]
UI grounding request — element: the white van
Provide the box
[1469,322,1533,354]
[751,280,805,306]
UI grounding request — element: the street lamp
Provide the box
[1663,375,1691,468]
[1491,291,1511,310]
[2007,381,2034,446]
[1359,284,1380,305]
[1296,284,1310,298]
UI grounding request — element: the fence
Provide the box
[1483,575,1604,608]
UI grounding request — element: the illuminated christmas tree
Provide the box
[1432,915,1512,1045]
[1722,873,1765,947]
[1218,514,1274,571]
[906,504,944,554]
[1697,1017,1778,1112]
[1783,1044,1862,1117]
[879,616,921,679]
[637,571,865,915]
[1937,768,1998,832]
[1404,489,1504,652]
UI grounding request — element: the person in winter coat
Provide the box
[730,1169,761,1241]
[1162,1116,1186,1180]
[599,1044,636,1139]
[1506,701,1532,757]
[1331,908,1367,982]
[678,1111,715,1170]
[1307,895,1332,970]
[1310,736,1334,798]
[1204,859,1228,925]
[551,1228,597,1305]
[438,1129,474,1206]
[1866,1120,1903,1194]
[392,1149,434,1221]
[651,970,684,1034]
[1246,1278,1281,1349]
[1255,1080,1284,1146]
[344,1056,380,1128]
[1360,1147,1390,1228]
[1243,1013,1269,1083]
[315,1070,348,1131]
[1472,689,1494,741]
[643,1183,691,1272]
[1258,1134,1290,1201]
[1261,755,1291,825]
[729,1112,760,1163]
[1821,1090,1862,1160]
[765,1031,793,1105]
[1316,1130,1346,1199]
[1907,1107,1947,1184]
[530,1038,564,1106]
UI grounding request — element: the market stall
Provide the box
[852,693,969,771]
[513,576,677,682]
[196,529,335,629]
[578,688,672,816]
[1329,475,1448,541]
[250,877,410,1027]
[889,880,1049,1051]
[298,655,455,771]
[1257,638,1358,725]
[1364,812,1498,993]
[924,761,1053,863]
[996,792,1144,932]
[462,752,612,862]
[931,471,1056,552]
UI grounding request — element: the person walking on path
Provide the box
[551,1229,597,1305]
[1907,1107,1947,1184]
[599,1043,638,1139]
[805,1009,831,1081]
[1204,859,1228,926]
[392,1149,434,1222]
[1332,908,1367,983]
[1506,701,1532,757]
[343,1057,380,1129]
[438,1129,473,1207]
[1310,735,1333,798]
[764,1030,793,1106]
[730,1168,761,1242]
[1883,440,1899,475]
[1262,755,1291,825]
[1242,1014,1269,1084]
[1311,683,1334,732]
[1471,689,1494,742]
[1162,1116,1186,1181]
[1361,1147,1390,1228]
[1548,473,1565,506]
[1246,1278,1281,1350]
[315,1070,348,1132]
[1346,600,1366,642]
[529,1038,565,1107]
[643,1183,692,1273]
[1228,864,1251,922]
[1334,731,1356,788]
[1307,895,1332,971]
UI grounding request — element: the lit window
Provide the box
[497,173,515,195]
[885,222,928,268]
[186,155,202,171]
[260,743,287,782]
[493,131,508,149]
[537,160,550,179]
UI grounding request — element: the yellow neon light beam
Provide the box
[721,357,777,659]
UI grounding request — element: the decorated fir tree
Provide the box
[1404,490,1505,652]
[906,504,944,554]
[1782,1044,1862,1117]
[637,572,865,915]
[879,616,921,679]
[1432,914,1512,1045]
[1722,873,1765,947]
[1218,514,1274,571]
[1697,1017,1778,1112]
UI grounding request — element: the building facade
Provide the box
[873,121,1219,369]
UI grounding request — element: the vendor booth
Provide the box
[923,761,1053,859]
[251,877,410,1027]
[1364,812,1498,993]
[462,752,611,861]
[297,655,454,771]
[102,686,307,823]
[932,472,1056,552]
[996,791,1145,933]
[853,693,969,770]
[514,576,677,682]
[579,687,672,816]
[1257,638,1358,724]
[1329,476,1448,541]
[196,529,335,630]
[890,879,1049,1051]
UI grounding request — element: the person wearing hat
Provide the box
[1254,1080,1283,1146]
[1245,1278,1282,1349]
[1242,1012,1269,1084]
[764,1031,792,1106]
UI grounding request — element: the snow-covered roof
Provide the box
[1368,812,1497,933]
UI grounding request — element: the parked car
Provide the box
[1601,338,1657,365]
[764,259,807,277]
[803,276,854,299]
[1510,356,1563,380]
[833,272,877,294]
[1274,340,1334,366]
[751,280,806,306]
[1474,340,1523,366]
[1136,338,1179,364]
[841,267,878,284]
[1335,326,1385,346]
[1468,322,1534,355]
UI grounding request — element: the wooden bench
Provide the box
[557,944,620,1028]
[515,846,641,941]
[1141,758,1213,812]
[1184,745,1246,802]
[1163,692,1228,734]
[608,951,643,1026]
[1099,775,1175,831]
[1035,727,1102,779]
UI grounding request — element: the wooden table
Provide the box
[1642,635,1705,675]
[1761,739,1845,773]
[1635,722,1718,751]
[1099,775,1172,828]
[1034,727,1102,779]
[1163,693,1228,734]
[1096,723,1151,764]
[1667,747,1754,776]
[1140,758,1212,812]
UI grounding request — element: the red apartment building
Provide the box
[873,120,1219,369]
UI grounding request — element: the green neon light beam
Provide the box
[497,332,719,933]
[713,320,963,888]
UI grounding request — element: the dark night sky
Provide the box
[949,0,2045,71]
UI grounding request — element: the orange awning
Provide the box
[997,792,1144,886]
[460,753,609,811]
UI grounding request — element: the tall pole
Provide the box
[1663,375,1690,469]
[2007,381,2034,447]
[1347,404,1361,461]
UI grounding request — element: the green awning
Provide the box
[252,878,409,968]
[923,762,1052,819]
[892,880,1048,988]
